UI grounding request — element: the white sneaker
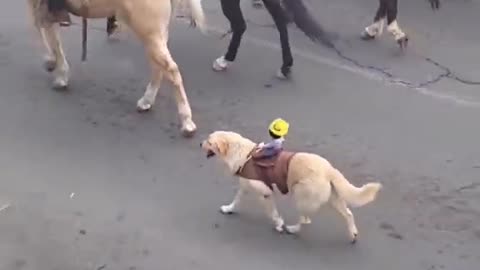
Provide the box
[212,56,230,71]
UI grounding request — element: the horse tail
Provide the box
[182,0,207,34]
[280,0,334,48]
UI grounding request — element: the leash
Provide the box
[79,2,89,62]
[81,17,87,61]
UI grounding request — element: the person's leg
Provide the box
[361,0,387,39]
[213,0,246,71]
[262,0,293,78]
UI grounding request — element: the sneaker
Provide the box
[212,56,230,71]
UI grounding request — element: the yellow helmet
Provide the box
[269,118,289,137]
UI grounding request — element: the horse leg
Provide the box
[137,58,163,111]
[212,0,246,71]
[39,24,70,89]
[361,0,387,40]
[106,16,118,36]
[262,0,293,79]
[143,37,197,137]
[39,27,56,72]
[385,0,408,48]
[122,0,196,137]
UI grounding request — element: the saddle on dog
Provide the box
[236,149,297,194]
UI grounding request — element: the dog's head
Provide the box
[200,131,240,159]
[201,131,258,172]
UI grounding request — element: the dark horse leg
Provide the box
[212,0,246,71]
[106,16,118,36]
[362,0,440,48]
[361,0,409,48]
[361,0,387,40]
[384,0,409,48]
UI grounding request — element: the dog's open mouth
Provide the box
[206,150,215,158]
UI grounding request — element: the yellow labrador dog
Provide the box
[201,131,382,243]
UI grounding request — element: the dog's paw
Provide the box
[220,204,235,215]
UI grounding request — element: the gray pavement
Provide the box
[1,1,479,270]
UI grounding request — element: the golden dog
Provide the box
[201,131,382,243]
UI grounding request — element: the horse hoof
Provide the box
[351,233,358,244]
[53,78,68,90]
[285,225,301,235]
[300,216,312,225]
[53,84,68,91]
[107,29,117,37]
[106,17,118,36]
[136,98,153,112]
[360,30,376,41]
[181,119,197,138]
[43,60,56,72]
[274,223,285,233]
[182,129,196,138]
[397,36,409,49]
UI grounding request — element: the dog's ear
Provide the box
[213,137,229,156]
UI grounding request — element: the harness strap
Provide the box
[235,145,258,176]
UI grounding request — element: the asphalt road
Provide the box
[1,1,479,270]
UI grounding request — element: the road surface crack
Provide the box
[424,58,480,86]
[330,45,480,89]
[331,47,421,88]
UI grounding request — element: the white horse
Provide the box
[26,0,207,137]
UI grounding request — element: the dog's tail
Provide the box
[329,168,382,207]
